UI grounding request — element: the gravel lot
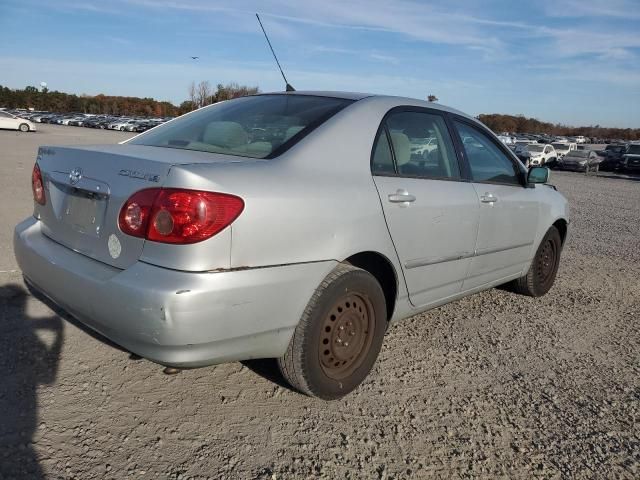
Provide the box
[1,125,638,479]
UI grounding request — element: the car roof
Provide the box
[259,90,470,118]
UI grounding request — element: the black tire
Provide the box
[507,226,562,297]
[18,123,30,132]
[278,264,387,400]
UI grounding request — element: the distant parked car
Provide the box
[560,150,601,174]
[621,144,640,173]
[0,110,36,132]
[512,144,531,167]
[600,144,627,171]
[526,144,557,167]
[574,136,586,144]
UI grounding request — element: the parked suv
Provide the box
[601,144,627,171]
[526,144,557,167]
[622,144,640,172]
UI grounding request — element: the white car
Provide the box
[526,144,556,166]
[552,142,577,161]
[574,136,586,144]
[0,111,36,132]
[112,120,136,131]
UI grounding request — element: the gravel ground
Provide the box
[1,125,639,479]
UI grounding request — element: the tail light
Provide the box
[118,188,244,244]
[32,163,46,205]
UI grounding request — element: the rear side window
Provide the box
[372,110,460,179]
[129,95,353,159]
[454,121,520,185]
[371,129,395,174]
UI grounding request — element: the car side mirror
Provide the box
[528,166,549,184]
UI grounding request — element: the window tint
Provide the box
[454,121,520,185]
[371,129,395,174]
[130,95,353,159]
[384,111,460,179]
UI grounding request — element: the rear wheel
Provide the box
[19,123,30,132]
[278,264,387,400]
[505,226,562,297]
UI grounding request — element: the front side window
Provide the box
[381,111,460,179]
[454,121,520,185]
[130,95,353,159]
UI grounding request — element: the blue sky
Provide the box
[1,0,639,127]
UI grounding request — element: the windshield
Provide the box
[552,143,569,151]
[567,151,588,158]
[130,94,354,159]
[527,145,544,152]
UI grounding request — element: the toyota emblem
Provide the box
[69,167,83,185]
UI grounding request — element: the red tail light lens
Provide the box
[32,163,46,205]
[118,188,244,244]
[118,189,159,238]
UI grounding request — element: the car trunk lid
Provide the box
[35,144,246,269]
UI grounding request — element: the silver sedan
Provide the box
[14,92,569,399]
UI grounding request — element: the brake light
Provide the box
[118,188,244,244]
[32,163,45,205]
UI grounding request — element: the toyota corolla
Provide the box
[14,92,569,399]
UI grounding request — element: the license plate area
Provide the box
[63,190,108,237]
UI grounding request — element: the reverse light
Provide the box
[32,163,46,205]
[118,188,244,244]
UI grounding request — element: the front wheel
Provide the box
[19,123,30,132]
[505,226,562,297]
[278,264,387,400]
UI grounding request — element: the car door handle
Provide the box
[480,193,498,203]
[388,189,416,203]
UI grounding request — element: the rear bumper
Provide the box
[14,217,336,367]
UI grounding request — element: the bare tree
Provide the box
[188,81,197,110]
[195,81,212,108]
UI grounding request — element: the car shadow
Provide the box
[596,172,640,182]
[241,359,296,392]
[0,284,64,479]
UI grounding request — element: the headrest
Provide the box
[389,132,411,166]
[203,121,248,148]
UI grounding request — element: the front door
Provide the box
[451,119,540,290]
[372,109,480,308]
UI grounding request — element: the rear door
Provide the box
[372,108,480,308]
[451,118,540,290]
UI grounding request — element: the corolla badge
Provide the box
[69,167,83,185]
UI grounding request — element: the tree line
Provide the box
[0,85,180,117]
[0,82,259,117]
[1,84,637,139]
[478,113,640,141]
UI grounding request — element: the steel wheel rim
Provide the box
[537,238,557,285]
[319,293,375,380]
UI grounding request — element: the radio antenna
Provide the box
[256,13,295,92]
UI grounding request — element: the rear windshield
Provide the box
[527,145,544,152]
[129,94,354,159]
